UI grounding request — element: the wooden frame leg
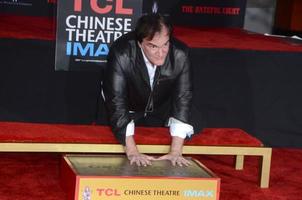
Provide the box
[235,155,244,170]
[259,148,272,188]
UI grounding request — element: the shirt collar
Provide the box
[139,44,156,68]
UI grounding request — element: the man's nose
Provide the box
[157,48,164,57]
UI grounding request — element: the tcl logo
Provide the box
[97,188,121,196]
[74,0,133,15]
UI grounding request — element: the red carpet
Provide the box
[0,148,301,200]
[173,26,302,52]
[0,14,55,40]
[1,14,302,52]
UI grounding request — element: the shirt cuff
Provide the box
[125,120,135,137]
[168,117,194,139]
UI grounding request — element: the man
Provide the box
[103,14,195,167]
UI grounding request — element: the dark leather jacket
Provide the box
[103,32,192,145]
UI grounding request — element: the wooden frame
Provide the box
[0,142,271,188]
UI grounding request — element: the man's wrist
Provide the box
[169,136,184,155]
[169,150,182,156]
[125,135,139,156]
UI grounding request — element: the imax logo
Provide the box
[183,190,214,198]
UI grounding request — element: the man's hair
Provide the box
[135,14,172,43]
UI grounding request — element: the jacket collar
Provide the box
[135,43,152,89]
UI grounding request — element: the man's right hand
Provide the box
[125,136,155,166]
[127,152,155,166]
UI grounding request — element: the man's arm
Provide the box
[158,48,193,166]
[103,47,155,166]
[124,120,155,166]
[103,45,132,145]
[170,49,192,123]
[125,135,155,166]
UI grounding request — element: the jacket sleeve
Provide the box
[103,48,131,145]
[171,49,193,124]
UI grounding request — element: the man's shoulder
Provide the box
[110,32,136,54]
[171,37,188,49]
[171,37,189,57]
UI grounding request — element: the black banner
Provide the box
[0,0,54,16]
[173,0,246,27]
[55,0,142,71]
[142,0,180,16]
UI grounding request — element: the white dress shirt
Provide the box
[125,47,194,138]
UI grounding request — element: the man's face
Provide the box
[139,26,170,66]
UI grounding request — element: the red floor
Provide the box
[1,148,302,200]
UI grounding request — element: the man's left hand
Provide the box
[157,153,191,167]
[156,136,191,166]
